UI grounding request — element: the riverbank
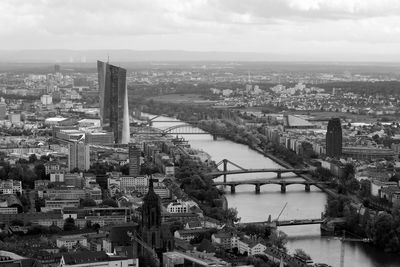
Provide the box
[145,111,400,266]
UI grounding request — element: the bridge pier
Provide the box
[213,135,217,141]
[277,172,281,179]
[255,184,260,194]
[223,159,228,183]
[305,183,311,192]
[280,183,286,193]
[230,185,236,194]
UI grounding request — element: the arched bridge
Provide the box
[237,218,326,227]
[213,178,331,194]
[206,168,310,178]
[131,123,222,138]
[205,159,311,182]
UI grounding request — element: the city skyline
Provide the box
[1,0,400,62]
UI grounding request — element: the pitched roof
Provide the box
[186,220,202,228]
[61,251,109,265]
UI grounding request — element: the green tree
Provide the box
[102,199,118,207]
[63,217,78,231]
[34,163,46,180]
[224,207,240,224]
[81,199,97,207]
[28,154,37,163]
[294,248,312,261]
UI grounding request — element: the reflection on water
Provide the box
[148,115,400,267]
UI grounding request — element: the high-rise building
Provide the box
[54,64,61,73]
[97,60,130,144]
[0,102,6,119]
[68,140,90,171]
[129,143,141,177]
[326,118,342,158]
[41,94,53,105]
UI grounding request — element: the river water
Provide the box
[146,115,400,267]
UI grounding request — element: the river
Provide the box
[145,114,400,267]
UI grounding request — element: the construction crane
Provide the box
[275,202,288,222]
[127,231,160,267]
[340,231,345,267]
[267,202,287,225]
[338,230,371,267]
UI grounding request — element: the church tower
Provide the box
[141,178,174,259]
[141,178,162,249]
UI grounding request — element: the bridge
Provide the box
[206,159,310,182]
[213,178,330,193]
[237,218,325,227]
[131,123,222,139]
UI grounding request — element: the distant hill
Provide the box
[0,50,273,63]
[1,49,400,63]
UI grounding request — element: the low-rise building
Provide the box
[56,235,88,250]
[174,229,210,242]
[163,251,230,267]
[59,251,138,267]
[0,179,22,194]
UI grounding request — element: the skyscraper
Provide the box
[97,60,130,144]
[68,140,90,171]
[129,143,141,177]
[0,102,6,120]
[326,118,342,158]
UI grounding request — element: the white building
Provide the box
[167,200,190,213]
[0,180,22,194]
[56,235,87,250]
[237,236,266,256]
[120,176,148,191]
[41,94,53,105]
[50,171,65,183]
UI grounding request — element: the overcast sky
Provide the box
[1,0,400,60]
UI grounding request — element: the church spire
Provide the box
[149,176,154,191]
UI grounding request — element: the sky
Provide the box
[1,0,400,61]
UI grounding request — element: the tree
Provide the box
[81,199,97,207]
[28,154,37,163]
[169,221,183,234]
[294,248,312,261]
[102,199,118,207]
[10,219,24,226]
[63,217,78,231]
[224,207,240,224]
[34,163,46,180]
[369,212,397,251]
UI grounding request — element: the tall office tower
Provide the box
[68,140,90,171]
[129,143,141,177]
[0,102,6,119]
[326,118,342,158]
[54,64,61,73]
[97,60,130,144]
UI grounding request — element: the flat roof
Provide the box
[45,117,67,122]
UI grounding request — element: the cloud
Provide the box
[0,0,400,59]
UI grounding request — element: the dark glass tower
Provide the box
[97,60,130,144]
[326,118,342,158]
[129,143,141,177]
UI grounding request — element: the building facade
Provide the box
[97,60,130,144]
[129,143,141,177]
[326,118,342,158]
[68,140,90,171]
